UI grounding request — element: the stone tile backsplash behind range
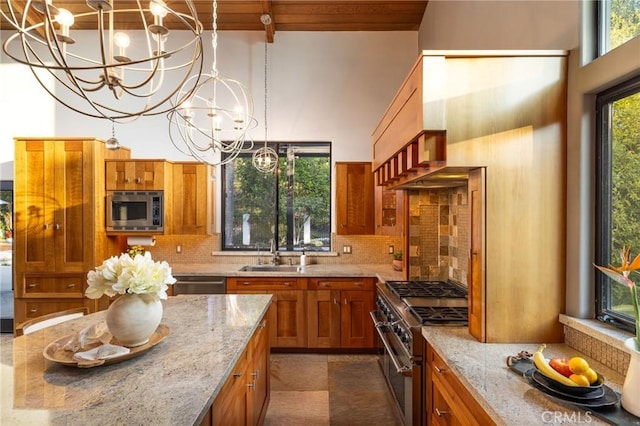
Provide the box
[408,187,469,284]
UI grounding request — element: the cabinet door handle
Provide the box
[344,298,347,305]
[435,408,450,417]
[54,223,61,230]
[434,365,447,374]
[135,177,141,184]
[233,372,243,378]
[333,298,338,305]
[258,320,266,329]
[247,381,255,390]
[251,370,259,379]
[125,178,130,183]
[43,223,50,230]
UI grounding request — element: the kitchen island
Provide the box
[1,294,272,426]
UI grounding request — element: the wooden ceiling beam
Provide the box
[261,0,275,43]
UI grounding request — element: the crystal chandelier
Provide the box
[1,0,204,121]
[252,14,278,174]
[167,0,257,166]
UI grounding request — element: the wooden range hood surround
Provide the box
[372,54,449,188]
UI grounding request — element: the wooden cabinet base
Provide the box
[202,316,270,426]
[425,342,494,426]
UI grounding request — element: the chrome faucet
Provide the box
[270,239,279,265]
[256,243,263,265]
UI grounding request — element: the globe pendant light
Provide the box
[252,14,278,174]
[1,0,204,121]
[167,0,257,166]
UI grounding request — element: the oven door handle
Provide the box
[369,311,413,377]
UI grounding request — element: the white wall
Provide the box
[0,30,418,164]
[418,0,579,50]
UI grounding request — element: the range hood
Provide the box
[391,167,475,190]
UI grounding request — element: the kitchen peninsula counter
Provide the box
[2,294,272,426]
[422,327,629,425]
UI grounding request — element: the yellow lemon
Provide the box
[569,374,591,387]
[584,368,598,385]
[569,357,590,375]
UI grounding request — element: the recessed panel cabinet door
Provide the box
[468,168,486,343]
[336,162,374,235]
[307,289,341,348]
[14,140,55,273]
[270,290,306,348]
[340,290,374,348]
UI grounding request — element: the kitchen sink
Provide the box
[239,265,303,273]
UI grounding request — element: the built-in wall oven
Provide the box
[371,280,468,426]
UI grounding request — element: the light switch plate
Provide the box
[388,245,394,254]
[343,245,352,254]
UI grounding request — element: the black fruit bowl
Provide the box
[534,367,605,395]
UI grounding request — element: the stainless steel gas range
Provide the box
[371,280,469,426]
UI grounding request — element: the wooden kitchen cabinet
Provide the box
[424,342,494,426]
[105,159,168,191]
[13,138,124,328]
[171,162,214,235]
[205,315,270,426]
[335,162,374,235]
[374,186,406,237]
[307,277,375,348]
[226,277,307,348]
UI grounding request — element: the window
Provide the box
[222,142,331,252]
[595,75,640,334]
[598,0,640,56]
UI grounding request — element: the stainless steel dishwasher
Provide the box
[172,275,226,295]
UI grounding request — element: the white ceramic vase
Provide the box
[106,293,163,347]
[621,337,640,417]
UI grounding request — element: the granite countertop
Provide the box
[2,294,272,426]
[422,327,628,425]
[171,263,405,282]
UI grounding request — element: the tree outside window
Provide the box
[222,142,331,252]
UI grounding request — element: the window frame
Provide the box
[220,141,332,252]
[595,74,640,334]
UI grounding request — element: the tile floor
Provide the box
[264,353,402,426]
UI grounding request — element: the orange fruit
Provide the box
[584,368,598,384]
[569,357,590,375]
[570,374,590,387]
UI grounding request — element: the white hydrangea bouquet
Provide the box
[86,252,176,300]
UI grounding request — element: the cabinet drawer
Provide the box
[21,276,84,297]
[308,277,374,291]
[15,299,86,321]
[430,349,495,426]
[227,277,305,291]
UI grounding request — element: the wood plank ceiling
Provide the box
[0,1,429,42]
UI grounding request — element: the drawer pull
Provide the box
[283,282,292,286]
[258,320,267,329]
[27,283,38,288]
[233,372,243,378]
[67,283,76,288]
[434,365,447,374]
[29,308,38,313]
[435,408,450,417]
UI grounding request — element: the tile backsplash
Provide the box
[407,187,469,284]
[139,233,403,266]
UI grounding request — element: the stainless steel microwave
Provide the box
[106,191,163,232]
